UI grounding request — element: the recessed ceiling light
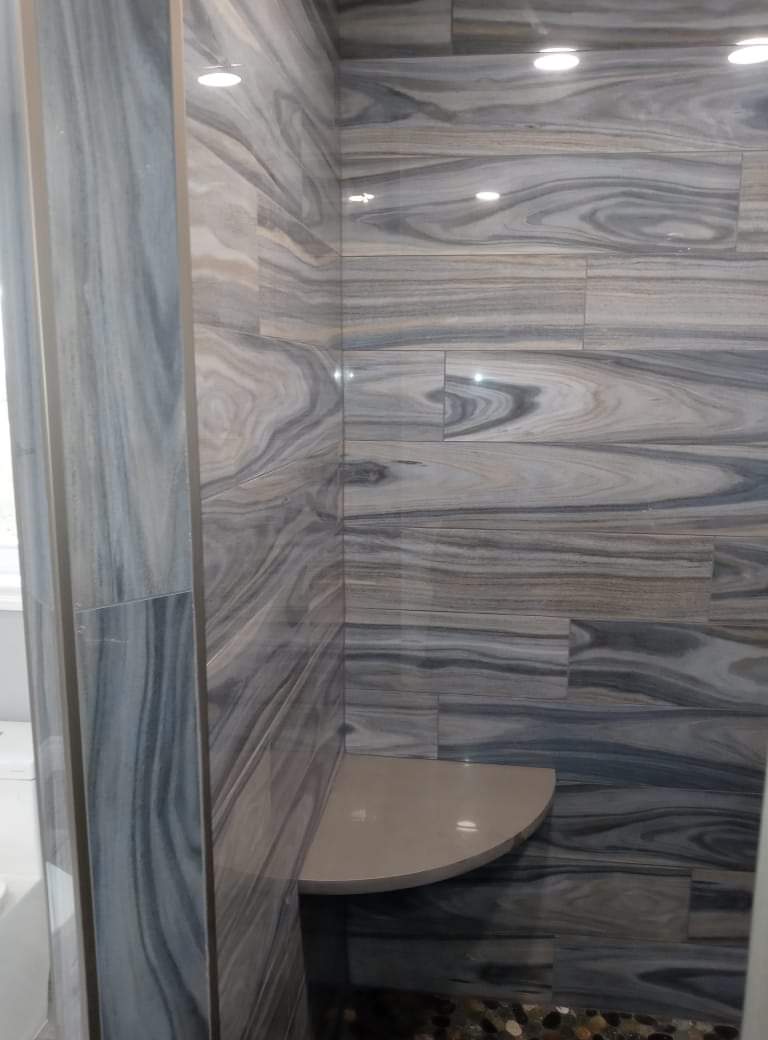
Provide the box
[475,191,500,202]
[728,41,768,63]
[534,48,580,72]
[198,71,242,87]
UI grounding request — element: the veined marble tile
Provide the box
[584,256,768,351]
[345,691,439,758]
[526,783,761,872]
[712,539,768,621]
[39,0,192,610]
[203,450,341,659]
[348,935,554,1001]
[346,609,570,701]
[343,256,586,352]
[195,326,341,498]
[339,0,452,58]
[438,699,768,792]
[187,116,261,338]
[344,440,768,535]
[259,195,341,351]
[347,857,691,941]
[345,527,712,621]
[738,152,768,252]
[452,0,768,53]
[445,351,768,444]
[343,351,444,440]
[205,454,341,806]
[689,870,755,941]
[185,0,335,226]
[76,593,208,1039]
[568,620,768,709]
[302,111,342,256]
[342,154,741,256]
[341,49,768,155]
[553,940,747,1024]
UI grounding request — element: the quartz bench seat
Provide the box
[298,755,556,896]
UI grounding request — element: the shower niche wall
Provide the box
[336,0,768,1026]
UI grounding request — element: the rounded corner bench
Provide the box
[298,755,556,896]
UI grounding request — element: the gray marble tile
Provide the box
[346,609,570,701]
[438,699,768,793]
[689,870,755,941]
[553,940,747,1024]
[196,327,341,498]
[568,620,768,709]
[187,122,261,338]
[344,351,445,440]
[452,0,768,53]
[738,152,768,252]
[348,856,690,942]
[346,527,712,620]
[185,0,335,226]
[526,784,761,872]
[348,935,554,1001]
[342,50,768,155]
[342,154,741,256]
[39,0,192,612]
[344,440,768,536]
[339,0,452,58]
[259,195,341,351]
[268,623,345,878]
[343,256,586,352]
[205,454,342,813]
[712,539,768,621]
[216,624,343,1040]
[445,351,768,444]
[345,692,439,758]
[76,593,208,1039]
[584,257,768,351]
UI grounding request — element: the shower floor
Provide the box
[339,989,740,1040]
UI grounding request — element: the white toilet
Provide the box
[0,721,50,1040]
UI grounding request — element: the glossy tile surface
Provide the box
[348,853,690,940]
[568,621,768,708]
[339,0,452,58]
[347,610,570,701]
[452,0,768,53]
[39,0,192,612]
[445,352,768,443]
[584,257,768,351]
[553,941,747,1024]
[343,256,586,351]
[76,594,208,1038]
[185,0,343,1036]
[345,440,768,535]
[342,50,768,154]
[346,527,712,619]
[344,351,444,440]
[300,755,555,893]
[339,6,768,1022]
[439,700,768,792]
[343,154,742,256]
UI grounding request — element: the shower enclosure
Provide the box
[3,0,768,1038]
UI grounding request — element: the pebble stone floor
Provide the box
[338,990,741,1040]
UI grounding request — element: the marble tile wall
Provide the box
[31,0,212,1035]
[183,0,344,1037]
[340,18,768,1024]
[340,0,768,56]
